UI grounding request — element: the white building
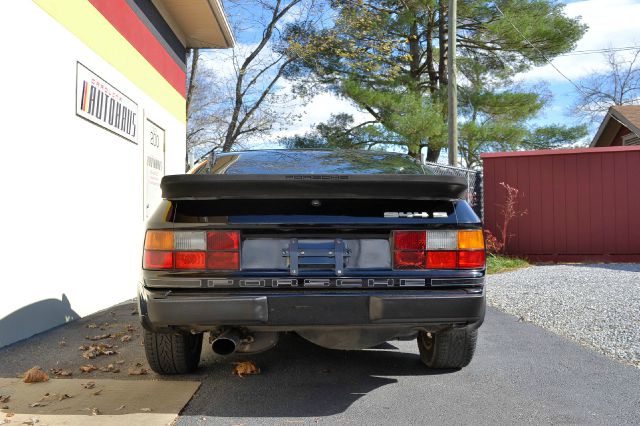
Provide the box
[0,0,234,347]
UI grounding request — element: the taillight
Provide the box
[143,230,240,271]
[392,230,485,270]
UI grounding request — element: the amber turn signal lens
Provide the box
[145,230,174,250]
[457,230,484,250]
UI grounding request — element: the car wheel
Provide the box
[144,330,203,374]
[417,327,477,369]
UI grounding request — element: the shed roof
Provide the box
[590,105,640,147]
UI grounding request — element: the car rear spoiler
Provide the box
[161,174,467,200]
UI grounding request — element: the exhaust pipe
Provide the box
[211,329,241,355]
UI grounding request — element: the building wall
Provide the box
[482,147,640,263]
[0,0,187,346]
[611,126,631,146]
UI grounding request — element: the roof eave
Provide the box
[207,0,235,48]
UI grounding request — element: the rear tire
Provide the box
[144,330,203,375]
[417,327,477,369]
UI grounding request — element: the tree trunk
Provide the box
[408,146,422,161]
[426,146,442,163]
[186,49,200,118]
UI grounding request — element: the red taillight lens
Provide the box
[206,251,239,270]
[393,251,426,269]
[175,251,206,269]
[458,250,485,268]
[143,251,173,269]
[143,230,241,271]
[392,229,485,270]
[393,231,426,251]
[427,251,457,269]
[208,231,240,250]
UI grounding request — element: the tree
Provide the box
[280,112,390,149]
[285,0,586,161]
[185,0,320,162]
[186,49,228,163]
[573,47,640,122]
[457,58,587,168]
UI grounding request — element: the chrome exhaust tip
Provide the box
[211,329,241,355]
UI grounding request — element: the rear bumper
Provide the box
[138,286,486,331]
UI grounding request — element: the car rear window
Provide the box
[207,150,428,175]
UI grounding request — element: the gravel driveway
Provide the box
[487,263,640,368]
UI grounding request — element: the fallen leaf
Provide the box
[127,367,148,376]
[130,309,137,315]
[5,413,14,417]
[50,368,72,377]
[79,365,98,373]
[0,395,9,403]
[80,343,117,359]
[232,361,261,377]
[115,360,125,365]
[120,335,132,343]
[28,402,47,408]
[140,408,152,412]
[1,405,8,410]
[92,389,103,396]
[58,340,66,347]
[22,417,39,425]
[58,394,72,401]
[87,323,98,329]
[91,407,100,416]
[125,324,135,332]
[99,364,119,373]
[115,405,126,411]
[23,367,49,384]
[135,362,143,367]
[81,382,96,389]
[85,334,112,341]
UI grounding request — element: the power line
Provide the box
[494,5,593,100]
[558,46,640,57]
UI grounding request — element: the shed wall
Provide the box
[482,147,640,262]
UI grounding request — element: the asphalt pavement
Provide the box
[1,302,639,425]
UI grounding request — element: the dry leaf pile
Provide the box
[79,365,98,373]
[232,361,261,377]
[23,367,49,384]
[99,364,120,373]
[79,343,117,359]
[50,368,72,378]
[127,367,148,376]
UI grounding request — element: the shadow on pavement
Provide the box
[0,294,79,348]
[182,332,455,418]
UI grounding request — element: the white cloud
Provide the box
[517,0,640,82]
[248,79,374,147]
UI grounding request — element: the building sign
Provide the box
[143,119,165,220]
[76,62,138,143]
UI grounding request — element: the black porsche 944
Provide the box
[138,150,485,374]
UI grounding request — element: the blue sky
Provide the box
[220,0,640,150]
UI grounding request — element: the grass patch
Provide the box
[486,255,530,275]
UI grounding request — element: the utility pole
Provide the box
[447,0,458,166]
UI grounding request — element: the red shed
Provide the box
[481,146,640,262]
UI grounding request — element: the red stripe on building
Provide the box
[88,0,186,98]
